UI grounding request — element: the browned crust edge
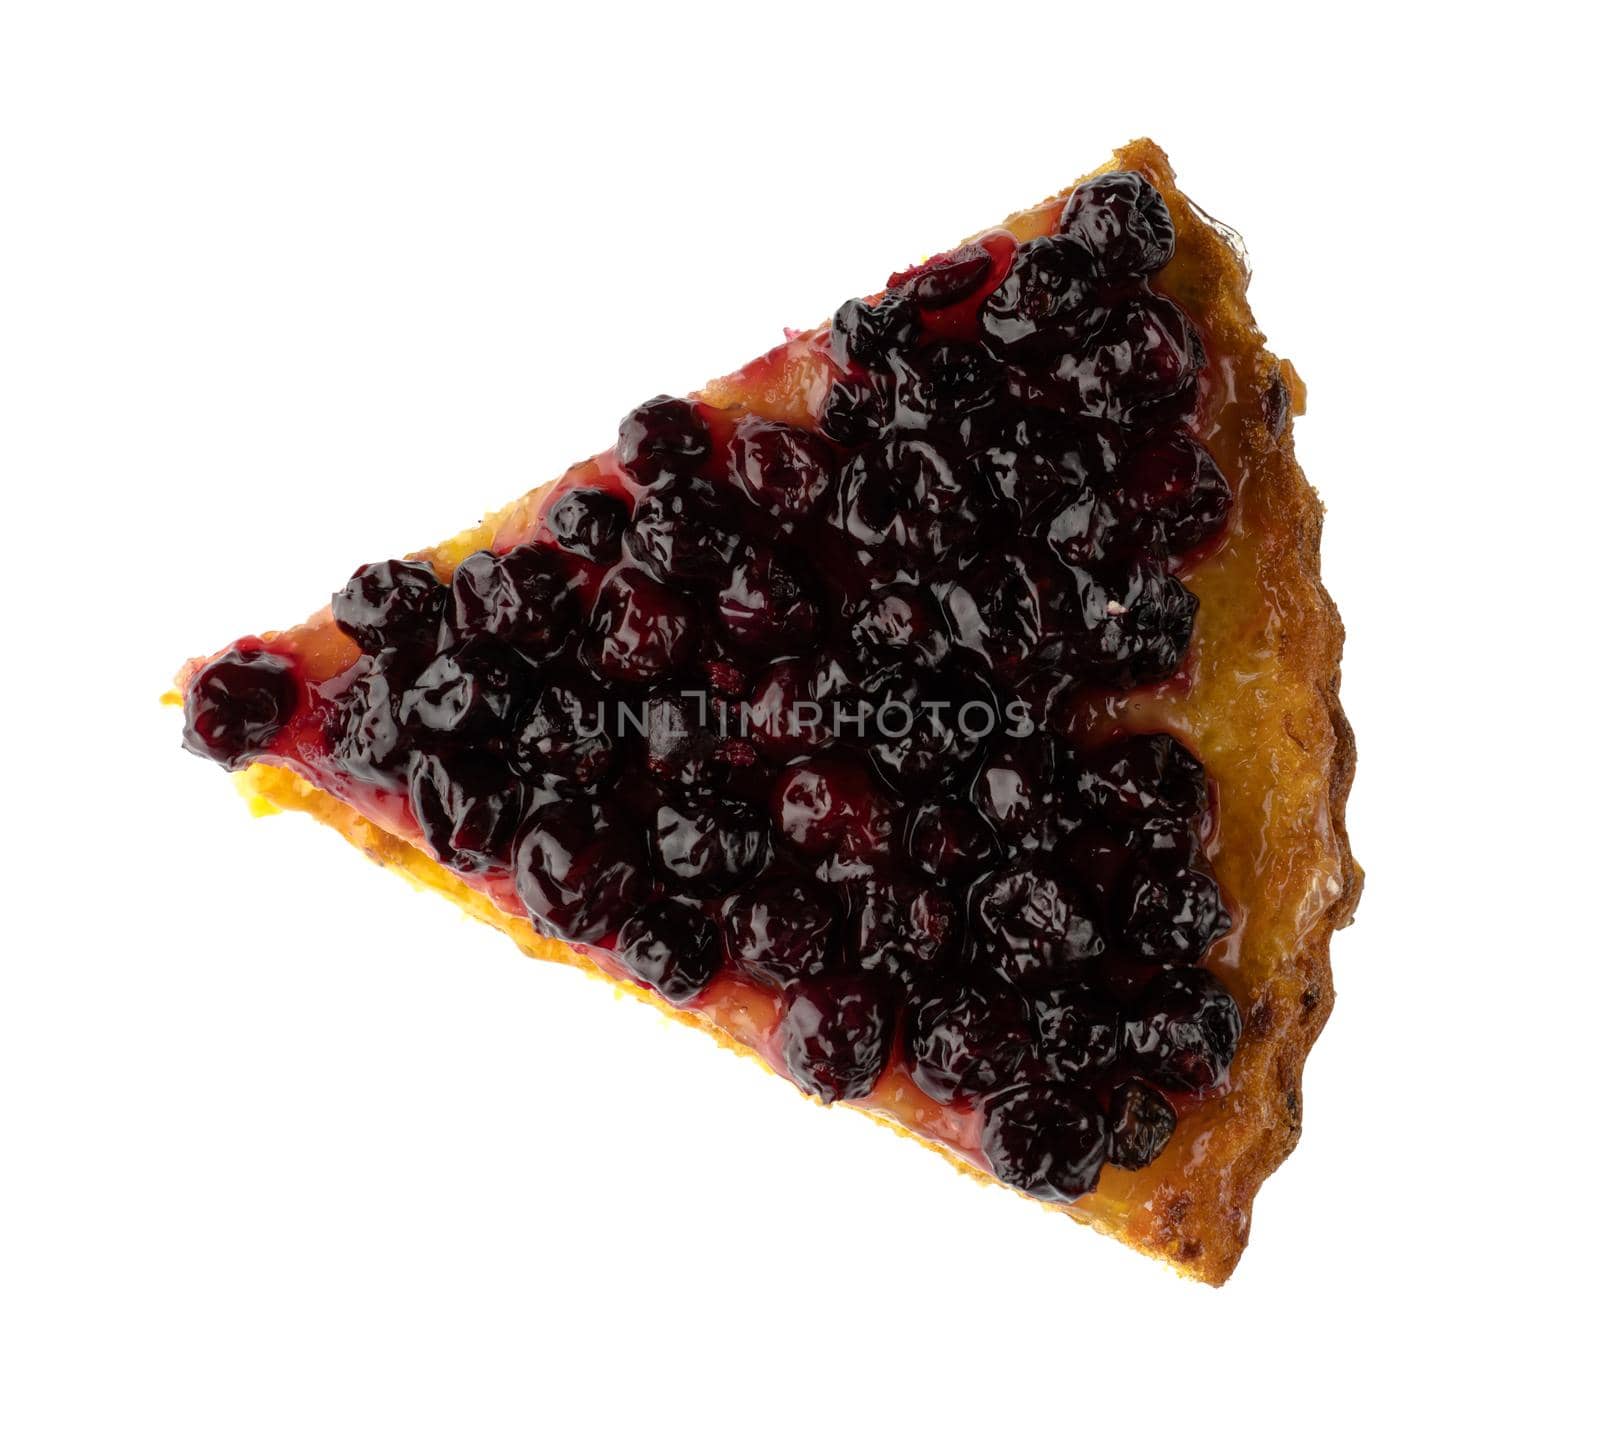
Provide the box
[199,139,1359,1286]
[1110,139,1362,1280]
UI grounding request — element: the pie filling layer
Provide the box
[183,172,1249,1207]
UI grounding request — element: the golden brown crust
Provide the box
[198,139,1358,1285]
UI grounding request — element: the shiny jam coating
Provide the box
[181,170,1240,1205]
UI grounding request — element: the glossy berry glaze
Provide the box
[181,172,1249,1208]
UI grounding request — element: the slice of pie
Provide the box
[175,138,1358,1284]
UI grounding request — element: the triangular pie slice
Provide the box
[175,138,1358,1283]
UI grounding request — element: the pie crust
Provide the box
[179,139,1359,1284]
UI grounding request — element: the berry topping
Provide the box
[616,901,722,1006]
[973,861,1105,989]
[399,638,532,739]
[981,1083,1108,1202]
[651,795,769,892]
[616,395,710,485]
[547,488,628,564]
[849,584,950,669]
[716,547,818,654]
[830,294,919,370]
[906,799,998,881]
[723,877,837,987]
[326,654,410,784]
[1116,860,1230,963]
[588,568,696,683]
[887,242,995,307]
[907,984,1032,1104]
[1077,734,1208,825]
[846,875,959,992]
[512,801,648,944]
[1058,170,1176,277]
[891,341,1002,422]
[409,749,524,873]
[333,559,446,654]
[1029,985,1119,1080]
[1114,432,1232,555]
[770,757,895,866]
[778,974,894,1104]
[731,418,836,518]
[643,690,724,786]
[1106,1080,1178,1170]
[978,236,1102,352]
[450,544,576,652]
[511,678,616,788]
[746,659,830,759]
[1060,561,1198,685]
[1123,968,1242,1093]
[625,480,742,585]
[182,648,299,769]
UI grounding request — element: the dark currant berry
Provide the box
[1058,170,1176,277]
[512,800,649,944]
[1123,967,1243,1093]
[770,757,895,866]
[746,659,831,760]
[399,638,534,740]
[835,436,976,569]
[1117,861,1230,963]
[1262,370,1292,439]
[181,648,298,770]
[1129,812,1193,863]
[818,376,889,447]
[642,690,723,786]
[978,235,1104,352]
[973,409,1116,526]
[981,1083,1108,1202]
[907,984,1033,1105]
[973,860,1105,989]
[326,654,410,784]
[1030,985,1119,1081]
[944,556,1047,672]
[616,901,723,1006]
[332,559,446,655]
[778,973,894,1104]
[887,242,995,307]
[891,342,1002,423]
[731,418,836,519]
[408,749,524,873]
[864,666,995,797]
[1044,484,1118,566]
[1107,1080,1178,1170]
[723,876,838,988]
[449,544,576,654]
[651,794,769,893]
[906,799,998,881]
[1114,432,1232,555]
[716,547,818,654]
[1076,734,1208,825]
[511,678,616,788]
[624,480,742,586]
[1050,295,1203,425]
[546,488,628,564]
[1060,561,1198,686]
[1053,824,1132,915]
[830,293,919,370]
[616,395,711,486]
[971,736,1064,848]
[589,568,696,683]
[849,583,950,670]
[846,875,959,993]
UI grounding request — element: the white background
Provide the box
[2,3,1595,1424]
